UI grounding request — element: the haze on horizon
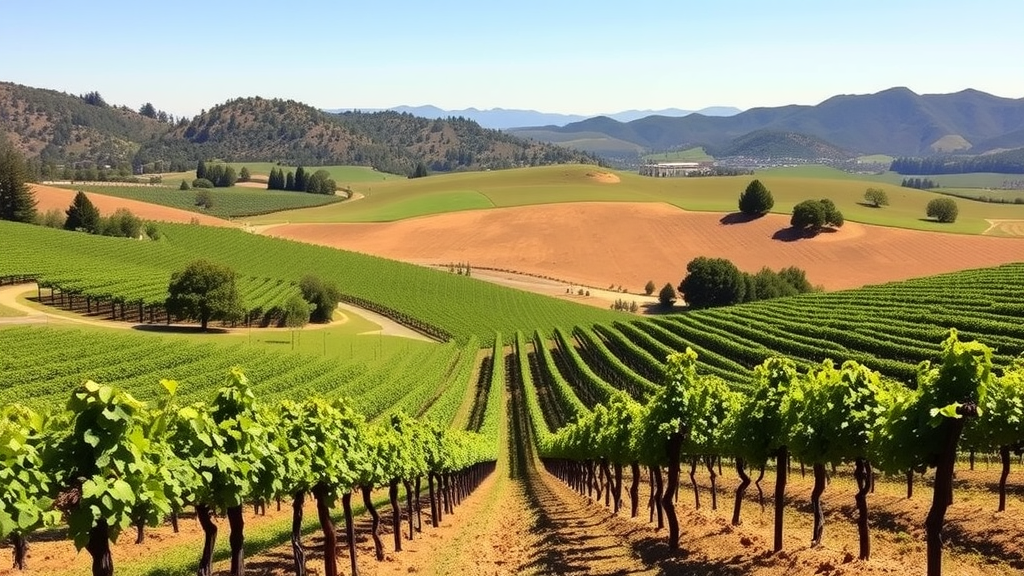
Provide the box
[2,0,1022,119]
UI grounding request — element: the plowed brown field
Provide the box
[29,184,234,227]
[265,202,1024,292]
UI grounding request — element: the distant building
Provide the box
[639,161,713,177]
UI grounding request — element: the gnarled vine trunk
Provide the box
[629,461,641,518]
[342,493,358,576]
[389,480,402,552]
[704,455,719,510]
[613,462,623,514]
[663,432,684,549]
[733,458,750,526]
[361,486,384,560]
[85,520,113,576]
[854,458,871,560]
[773,447,788,553]
[313,484,338,576]
[810,463,826,547]
[403,479,415,540]
[196,504,217,576]
[925,404,975,576]
[689,458,700,509]
[227,505,245,576]
[291,492,306,576]
[653,466,664,529]
[998,445,1010,512]
[11,533,28,571]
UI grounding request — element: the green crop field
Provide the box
[248,164,1024,234]
[643,147,714,162]
[61,184,345,219]
[0,220,623,344]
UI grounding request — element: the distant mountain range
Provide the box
[508,87,1024,159]
[325,105,743,130]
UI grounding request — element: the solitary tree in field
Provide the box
[738,179,774,217]
[238,167,251,183]
[864,187,889,207]
[658,283,677,308]
[644,280,656,295]
[926,198,958,223]
[194,189,214,210]
[179,179,190,191]
[165,260,242,330]
[0,141,37,223]
[64,191,100,233]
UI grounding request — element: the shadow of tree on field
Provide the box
[719,212,762,225]
[771,227,838,242]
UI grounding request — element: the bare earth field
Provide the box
[29,184,234,227]
[263,202,1024,292]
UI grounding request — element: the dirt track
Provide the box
[263,202,1024,292]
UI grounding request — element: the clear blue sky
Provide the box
[2,0,1021,118]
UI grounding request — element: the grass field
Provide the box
[157,163,397,185]
[643,147,714,162]
[62,183,345,218]
[762,165,1024,189]
[248,164,1024,234]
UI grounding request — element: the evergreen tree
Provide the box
[0,141,38,223]
[207,164,225,186]
[738,179,774,216]
[238,166,251,183]
[196,160,207,180]
[294,166,307,192]
[64,191,101,233]
[179,179,190,191]
[285,171,295,191]
[139,102,157,118]
[410,161,429,179]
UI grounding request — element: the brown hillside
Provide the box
[265,202,1024,291]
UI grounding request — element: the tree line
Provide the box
[891,149,1024,175]
[267,166,337,194]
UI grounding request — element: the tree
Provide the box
[196,160,207,181]
[299,276,341,323]
[658,283,677,307]
[864,187,889,207]
[64,191,101,233]
[103,208,142,238]
[139,103,157,118]
[285,171,295,191]
[195,189,214,210]
[738,179,774,216]
[306,170,336,194]
[192,178,214,189]
[410,162,429,179]
[283,295,312,329]
[294,166,307,192]
[926,198,958,223]
[791,199,843,231]
[0,141,38,223]
[238,167,251,183]
[644,280,656,296]
[678,257,746,309]
[179,179,190,191]
[217,166,237,188]
[165,260,242,331]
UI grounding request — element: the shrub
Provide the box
[194,189,214,209]
[644,280,656,295]
[926,198,958,223]
[179,179,191,191]
[791,199,843,230]
[658,283,677,307]
[192,178,214,189]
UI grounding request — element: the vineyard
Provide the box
[62,185,344,219]
[0,220,621,343]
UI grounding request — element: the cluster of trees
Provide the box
[791,198,844,231]
[901,177,939,190]
[267,166,337,195]
[298,275,342,323]
[47,191,156,239]
[195,161,237,188]
[678,257,815,309]
[737,179,774,216]
[926,198,959,223]
[542,331,1012,576]
[891,150,1024,175]
[0,371,493,576]
[446,262,472,276]
[610,299,640,313]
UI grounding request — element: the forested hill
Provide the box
[1,82,598,176]
[710,130,851,160]
[135,98,599,175]
[0,82,171,167]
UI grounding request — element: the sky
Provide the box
[1,0,1022,119]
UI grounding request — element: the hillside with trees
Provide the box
[0,82,173,169]
[711,130,852,160]
[133,98,598,175]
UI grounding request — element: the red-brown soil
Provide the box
[29,184,234,227]
[265,202,1024,292]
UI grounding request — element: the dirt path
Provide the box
[0,284,436,342]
